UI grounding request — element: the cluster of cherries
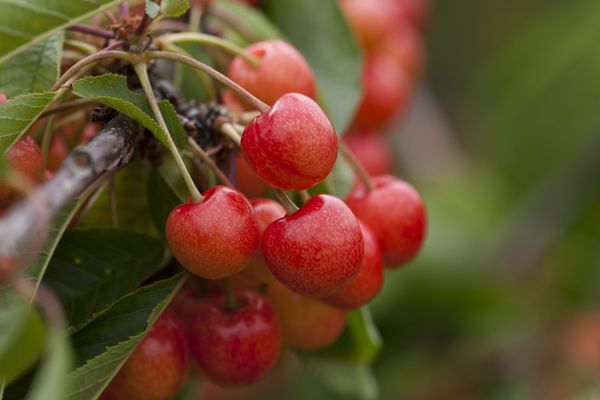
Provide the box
[106,4,428,398]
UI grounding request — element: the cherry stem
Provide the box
[273,189,299,214]
[339,142,375,191]
[64,39,97,56]
[159,43,216,99]
[161,32,261,68]
[68,23,114,39]
[187,137,234,187]
[223,278,238,311]
[208,5,260,43]
[40,98,96,119]
[40,115,56,172]
[134,63,204,203]
[299,190,310,204]
[144,51,269,113]
[239,111,261,125]
[220,123,242,146]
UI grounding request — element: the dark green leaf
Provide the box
[147,169,184,241]
[264,0,362,133]
[71,74,184,149]
[0,92,59,155]
[43,229,168,330]
[161,0,190,17]
[0,0,123,64]
[67,275,184,400]
[0,32,63,97]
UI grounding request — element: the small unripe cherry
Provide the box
[166,186,259,279]
[241,93,338,190]
[0,137,43,208]
[346,175,426,267]
[108,311,189,400]
[351,53,412,131]
[228,40,316,109]
[343,133,393,176]
[267,281,346,350]
[262,194,363,296]
[325,221,383,308]
[189,291,281,386]
[242,198,287,284]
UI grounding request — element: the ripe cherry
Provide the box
[267,281,346,350]
[0,137,43,208]
[325,221,383,308]
[262,194,363,296]
[346,175,426,267]
[343,133,393,176]
[396,0,431,31]
[166,186,259,279]
[188,290,281,386]
[381,22,425,79]
[339,0,400,54]
[233,154,269,198]
[228,40,316,109]
[0,92,6,104]
[241,93,338,190]
[108,311,189,400]
[351,52,412,131]
[243,198,287,284]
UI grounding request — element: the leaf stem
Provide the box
[68,23,114,39]
[187,137,234,187]
[144,51,269,112]
[133,63,204,203]
[339,142,374,191]
[161,33,261,68]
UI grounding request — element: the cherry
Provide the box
[262,194,363,296]
[241,93,338,190]
[166,186,259,279]
[0,92,6,104]
[243,198,287,284]
[351,52,412,131]
[228,40,316,109]
[346,175,426,267]
[108,311,189,400]
[188,290,281,386]
[0,137,43,208]
[343,133,393,176]
[380,22,425,79]
[396,0,431,31]
[46,135,69,172]
[267,281,346,350]
[325,221,383,308]
[339,0,400,54]
[233,154,269,198]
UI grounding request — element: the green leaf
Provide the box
[67,275,184,400]
[320,306,382,362]
[147,169,184,241]
[146,1,161,18]
[0,32,63,98]
[159,101,186,149]
[304,357,378,400]
[26,329,73,400]
[0,293,46,383]
[0,91,59,155]
[264,0,362,134]
[71,74,185,150]
[325,154,355,199]
[43,229,168,330]
[0,0,123,64]
[161,0,190,17]
[211,0,284,45]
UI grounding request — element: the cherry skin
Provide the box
[396,0,431,31]
[241,93,338,190]
[380,22,425,79]
[228,40,316,109]
[267,281,346,350]
[0,92,6,104]
[0,137,43,208]
[233,154,270,198]
[262,194,363,296]
[243,198,287,284]
[108,311,189,400]
[346,175,426,267]
[339,0,400,54]
[166,186,259,279]
[351,52,412,131]
[188,290,281,386]
[343,133,393,176]
[325,221,383,308]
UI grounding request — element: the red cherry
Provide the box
[343,133,393,176]
[381,22,425,79]
[243,198,287,284]
[267,281,346,350]
[233,154,269,198]
[46,135,69,172]
[188,291,281,386]
[339,0,400,54]
[351,52,413,131]
[228,40,316,109]
[108,311,189,400]
[262,194,363,296]
[0,137,43,208]
[241,93,338,190]
[166,186,259,279]
[346,175,426,267]
[0,93,6,104]
[325,221,383,308]
[396,0,430,31]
